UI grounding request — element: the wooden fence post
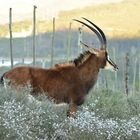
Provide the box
[124,53,129,96]
[33,5,37,66]
[139,58,140,93]
[50,17,55,67]
[132,58,137,93]
[78,25,83,54]
[67,22,72,61]
[113,47,117,91]
[9,8,13,69]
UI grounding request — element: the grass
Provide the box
[0,86,139,140]
[87,89,140,119]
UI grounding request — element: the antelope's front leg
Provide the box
[67,102,77,118]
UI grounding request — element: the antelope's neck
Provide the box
[78,55,100,93]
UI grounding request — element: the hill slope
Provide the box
[0,0,139,38]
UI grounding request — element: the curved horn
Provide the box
[80,41,99,55]
[73,19,104,49]
[82,17,107,49]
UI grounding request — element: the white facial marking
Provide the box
[104,55,116,71]
[107,55,110,60]
[104,61,115,71]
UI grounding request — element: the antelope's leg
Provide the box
[67,102,77,118]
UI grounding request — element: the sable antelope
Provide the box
[0,18,118,118]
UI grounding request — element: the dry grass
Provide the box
[0,87,139,140]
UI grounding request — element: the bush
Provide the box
[0,87,139,140]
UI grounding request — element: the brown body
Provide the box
[0,18,118,117]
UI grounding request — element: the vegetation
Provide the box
[0,87,139,140]
[0,0,139,139]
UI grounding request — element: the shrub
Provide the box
[0,87,139,140]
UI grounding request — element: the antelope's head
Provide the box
[73,17,118,71]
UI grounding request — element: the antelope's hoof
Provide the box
[67,111,76,119]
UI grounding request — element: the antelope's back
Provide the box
[29,65,82,95]
[3,66,33,87]
[2,66,82,95]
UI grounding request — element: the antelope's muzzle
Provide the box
[105,56,118,71]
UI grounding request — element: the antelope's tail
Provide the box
[0,74,4,86]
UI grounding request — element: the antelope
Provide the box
[0,17,118,118]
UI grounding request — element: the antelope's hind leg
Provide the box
[2,77,11,89]
[67,102,77,118]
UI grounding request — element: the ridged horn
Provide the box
[82,17,107,49]
[73,18,106,50]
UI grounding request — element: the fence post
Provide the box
[67,22,72,61]
[78,25,83,54]
[138,57,140,93]
[33,5,37,66]
[139,58,140,93]
[113,47,117,91]
[50,17,55,67]
[124,53,129,96]
[9,8,13,69]
[132,58,137,93]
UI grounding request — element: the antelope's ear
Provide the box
[80,41,99,55]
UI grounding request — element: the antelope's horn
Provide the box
[80,41,99,55]
[82,17,107,49]
[73,18,106,50]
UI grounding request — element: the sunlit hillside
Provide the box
[0,0,139,38]
[59,0,140,38]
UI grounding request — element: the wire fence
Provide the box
[0,6,139,94]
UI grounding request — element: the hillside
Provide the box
[0,0,139,38]
[59,0,140,38]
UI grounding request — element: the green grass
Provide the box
[0,87,139,140]
[87,89,140,119]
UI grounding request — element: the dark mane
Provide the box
[73,51,91,66]
[55,51,92,67]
